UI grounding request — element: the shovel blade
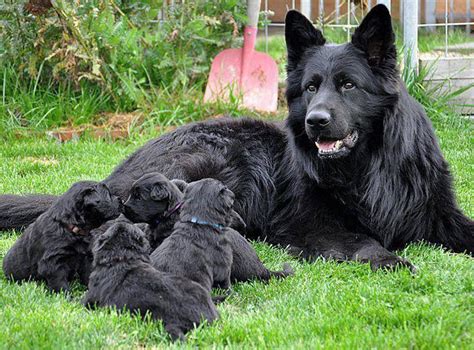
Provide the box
[204,48,279,113]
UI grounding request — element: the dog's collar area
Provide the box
[64,224,88,235]
[97,255,148,267]
[155,202,183,225]
[186,216,225,231]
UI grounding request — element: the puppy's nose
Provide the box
[306,111,331,129]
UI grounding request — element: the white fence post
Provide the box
[301,0,311,19]
[425,0,437,32]
[403,0,419,70]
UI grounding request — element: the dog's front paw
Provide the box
[370,255,417,273]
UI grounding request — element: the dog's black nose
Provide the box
[306,111,331,129]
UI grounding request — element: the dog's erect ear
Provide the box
[171,179,188,193]
[285,10,325,70]
[150,185,168,201]
[351,4,396,67]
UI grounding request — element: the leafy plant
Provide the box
[0,0,247,127]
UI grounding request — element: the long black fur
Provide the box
[2,181,122,292]
[1,5,472,269]
[83,221,218,341]
[0,194,57,231]
[124,172,293,283]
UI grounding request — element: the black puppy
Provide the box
[82,221,218,341]
[124,173,293,284]
[2,181,122,292]
[150,178,234,291]
[124,173,189,249]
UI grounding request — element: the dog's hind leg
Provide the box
[430,208,474,256]
[229,230,293,283]
[38,259,72,293]
[77,256,93,286]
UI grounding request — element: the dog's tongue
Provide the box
[317,140,336,151]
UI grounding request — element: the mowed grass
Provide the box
[0,113,473,349]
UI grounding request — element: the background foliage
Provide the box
[0,0,247,129]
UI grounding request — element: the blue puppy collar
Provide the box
[188,216,225,231]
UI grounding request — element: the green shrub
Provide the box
[0,0,247,126]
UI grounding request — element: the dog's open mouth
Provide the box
[315,130,358,158]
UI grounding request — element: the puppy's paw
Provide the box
[370,255,417,273]
[47,282,71,294]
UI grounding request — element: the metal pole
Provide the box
[292,0,295,10]
[319,0,324,27]
[445,0,449,57]
[347,0,351,42]
[264,0,268,53]
[377,0,391,12]
[399,0,403,26]
[449,0,454,23]
[425,0,436,32]
[468,0,471,33]
[335,0,340,24]
[301,0,311,20]
[403,0,419,70]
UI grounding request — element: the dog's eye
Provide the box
[342,82,356,90]
[306,85,317,93]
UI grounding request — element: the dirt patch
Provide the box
[47,112,142,142]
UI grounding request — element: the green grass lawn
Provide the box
[0,110,472,349]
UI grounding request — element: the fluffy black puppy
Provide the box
[123,172,189,249]
[124,173,293,283]
[2,181,122,292]
[83,221,218,341]
[151,178,236,291]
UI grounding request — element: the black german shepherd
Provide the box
[1,5,472,270]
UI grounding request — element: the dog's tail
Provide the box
[268,263,294,279]
[0,194,57,231]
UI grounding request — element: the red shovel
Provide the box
[204,0,278,113]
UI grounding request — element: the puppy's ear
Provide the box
[94,236,109,252]
[150,185,168,201]
[171,179,188,193]
[351,4,396,67]
[285,10,325,71]
[230,209,246,231]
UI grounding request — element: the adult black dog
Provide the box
[2,181,122,292]
[1,5,472,270]
[83,221,218,341]
[124,172,293,283]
